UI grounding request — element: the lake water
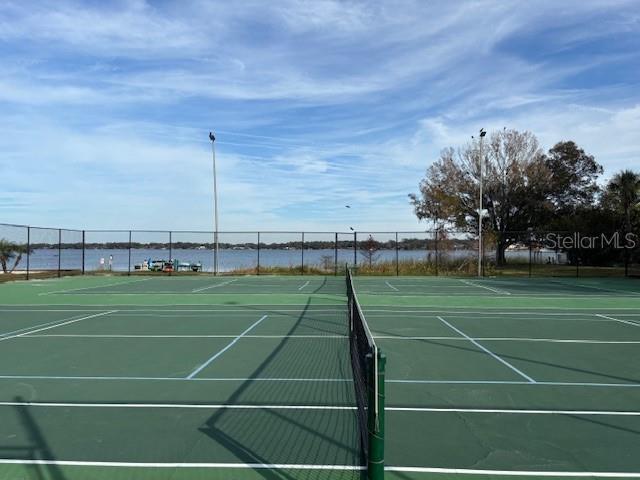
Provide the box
[17,247,560,273]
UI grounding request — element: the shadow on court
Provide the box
[407,337,640,384]
[198,299,362,479]
[4,395,67,480]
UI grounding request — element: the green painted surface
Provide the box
[1,273,640,479]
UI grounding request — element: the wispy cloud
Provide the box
[0,0,638,230]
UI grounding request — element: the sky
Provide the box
[0,0,639,232]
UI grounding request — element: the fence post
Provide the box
[576,243,580,278]
[625,255,629,277]
[435,230,439,276]
[26,226,30,280]
[57,228,62,278]
[81,230,85,275]
[481,229,485,277]
[169,231,172,276]
[257,232,260,275]
[395,232,399,276]
[529,239,532,278]
[353,232,357,268]
[213,231,217,276]
[301,232,304,275]
[625,234,630,277]
[128,231,132,276]
[334,232,338,276]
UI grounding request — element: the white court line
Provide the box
[1,401,637,416]
[0,309,109,312]
[365,306,640,312]
[550,279,640,296]
[362,293,640,299]
[596,314,640,327]
[367,309,582,315]
[437,316,536,383]
[69,292,323,296]
[459,279,512,295]
[39,278,151,296]
[374,336,640,344]
[0,311,117,343]
[370,284,473,288]
[387,407,640,415]
[0,460,637,476]
[24,334,637,344]
[25,334,348,339]
[0,401,355,410]
[186,314,269,379]
[298,281,310,291]
[0,308,344,314]
[0,374,637,387]
[0,459,364,470]
[0,313,97,339]
[386,467,640,477]
[365,309,622,318]
[191,279,238,293]
[385,281,399,291]
[386,379,640,387]
[4,304,638,310]
[0,375,351,382]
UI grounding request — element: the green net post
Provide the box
[368,352,386,480]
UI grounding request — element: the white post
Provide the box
[478,128,486,278]
[209,132,219,275]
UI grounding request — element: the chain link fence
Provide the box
[1,223,638,279]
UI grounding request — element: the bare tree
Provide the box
[359,235,381,268]
[410,129,551,265]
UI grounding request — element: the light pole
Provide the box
[209,131,219,275]
[478,128,486,277]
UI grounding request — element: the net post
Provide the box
[368,351,386,480]
[301,232,304,275]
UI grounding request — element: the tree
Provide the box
[359,235,381,267]
[410,129,551,265]
[545,141,603,212]
[0,239,31,274]
[605,170,640,234]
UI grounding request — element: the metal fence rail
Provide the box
[0,223,637,279]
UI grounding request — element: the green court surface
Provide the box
[1,274,640,480]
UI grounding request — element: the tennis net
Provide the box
[346,267,386,479]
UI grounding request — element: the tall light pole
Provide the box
[478,128,486,277]
[209,131,219,275]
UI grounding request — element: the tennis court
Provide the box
[1,274,640,479]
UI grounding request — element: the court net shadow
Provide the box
[412,337,640,384]
[196,299,363,480]
[0,395,67,480]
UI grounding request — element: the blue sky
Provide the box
[0,0,638,232]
